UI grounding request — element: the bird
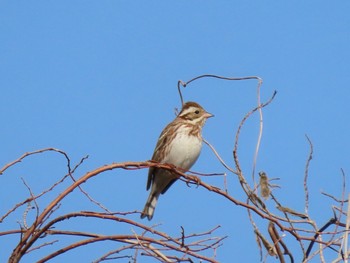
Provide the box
[141,101,213,220]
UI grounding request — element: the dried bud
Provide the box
[259,171,270,200]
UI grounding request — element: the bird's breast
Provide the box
[163,132,202,171]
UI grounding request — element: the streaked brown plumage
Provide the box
[141,101,213,220]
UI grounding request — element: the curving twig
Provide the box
[0,148,71,175]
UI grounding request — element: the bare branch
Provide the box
[0,148,71,175]
[2,73,348,263]
[304,135,313,215]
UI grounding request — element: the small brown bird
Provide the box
[141,101,213,220]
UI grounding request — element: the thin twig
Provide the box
[252,77,264,187]
[0,148,71,175]
[304,135,313,215]
[203,138,237,175]
[343,193,350,263]
[304,218,338,260]
[20,178,40,228]
[26,240,59,253]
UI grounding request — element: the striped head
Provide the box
[177,101,213,127]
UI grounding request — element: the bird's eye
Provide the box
[195,110,200,114]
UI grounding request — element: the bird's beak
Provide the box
[204,112,214,119]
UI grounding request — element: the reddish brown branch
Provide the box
[0,148,71,175]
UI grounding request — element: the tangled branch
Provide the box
[1,75,348,262]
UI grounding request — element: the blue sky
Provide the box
[1,1,350,262]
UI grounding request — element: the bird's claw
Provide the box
[185,175,201,188]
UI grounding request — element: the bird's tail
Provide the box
[140,192,158,220]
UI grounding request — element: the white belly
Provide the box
[163,132,202,171]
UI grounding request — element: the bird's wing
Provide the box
[146,122,172,190]
[160,178,176,194]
